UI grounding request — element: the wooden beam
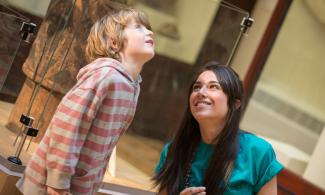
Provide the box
[243,0,292,109]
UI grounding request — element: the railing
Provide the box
[278,169,325,195]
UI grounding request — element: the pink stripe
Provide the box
[79,147,114,165]
[52,117,89,134]
[28,160,46,177]
[102,98,133,107]
[47,160,74,173]
[75,168,87,176]
[47,148,104,168]
[46,147,112,173]
[126,115,134,123]
[47,147,78,161]
[65,92,97,111]
[78,153,104,167]
[71,183,91,194]
[107,82,133,93]
[51,132,85,147]
[78,154,96,166]
[83,140,105,153]
[91,71,106,86]
[73,173,97,182]
[58,104,92,123]
[25,174,46,187]
[96,58,115,66]
[83,139,117,161]
[96,112,126,122]
[35,147,46,159]
[91,126,120,137]
[42,135,50,145]
[94,71,102,80]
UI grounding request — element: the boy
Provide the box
[16,8,154,195]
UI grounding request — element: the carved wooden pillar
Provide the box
[7,0,127,142]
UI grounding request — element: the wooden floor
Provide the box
[0,100,164,193]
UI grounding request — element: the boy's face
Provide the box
[121,19,155,63]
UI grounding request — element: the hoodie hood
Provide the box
[76,58,141,83]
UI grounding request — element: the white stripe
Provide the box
[92,119,124,129]
[54,111,91,129]
[99,106,133,115]
[49,124,88,141]
[86,134,119,150]
[104,91,134,100]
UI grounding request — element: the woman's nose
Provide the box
[198,86,208,96]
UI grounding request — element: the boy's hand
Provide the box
[180,187,206,195]
[47,186,71,195]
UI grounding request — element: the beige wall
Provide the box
[238,0,325,188]
[231,0,278,79]
[232,0,325,122]
[259,0,325,121]
[303,127,325,190]
[136,0,219,64]
[7,0,50,17]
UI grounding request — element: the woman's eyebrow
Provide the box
[209,81,220,84]
[194,81,220,84]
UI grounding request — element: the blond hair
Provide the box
[85,8,151,62]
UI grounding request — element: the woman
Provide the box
[153,62,283,195]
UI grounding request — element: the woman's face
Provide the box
[190,70,229,123]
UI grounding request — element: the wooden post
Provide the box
[6,0,127,143]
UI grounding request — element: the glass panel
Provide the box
[0,10,24,92]
[241,0,325,179]
[113,0,251,188]
[0,0,256,192]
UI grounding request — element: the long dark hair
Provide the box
[153,62,244,195]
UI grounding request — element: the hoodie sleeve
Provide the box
[45,70,113,189]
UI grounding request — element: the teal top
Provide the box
[155,131,284,194]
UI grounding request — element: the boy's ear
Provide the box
[110,39,118,50]
[235,99,241,110]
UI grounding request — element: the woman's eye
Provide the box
[192,85,201,91]
[209,84,219,90]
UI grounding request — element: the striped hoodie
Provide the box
[16,58,141,195]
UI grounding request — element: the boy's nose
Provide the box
[146,28,154,36]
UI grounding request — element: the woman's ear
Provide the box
[235,99,241,110]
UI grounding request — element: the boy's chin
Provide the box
[143,52,155,62]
